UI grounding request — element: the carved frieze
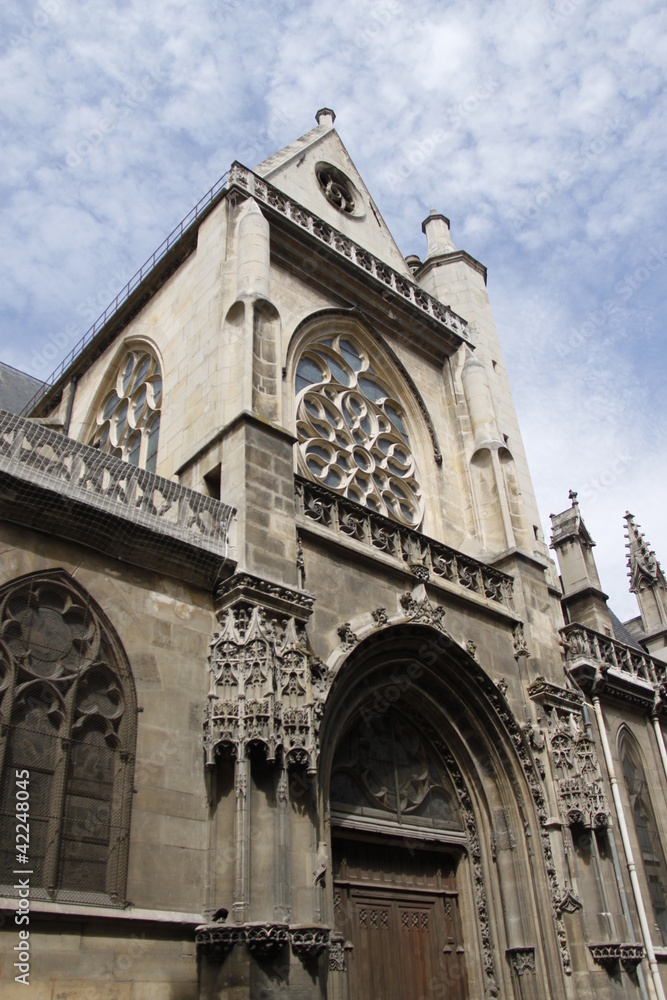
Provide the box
[588,942,645,970]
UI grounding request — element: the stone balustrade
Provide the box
[295,475,514,611]
[227,162,468,343]
[560,622,665,706]
[0,409,236,587]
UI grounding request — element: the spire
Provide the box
[550,492,610,632]
[624,512,667,638]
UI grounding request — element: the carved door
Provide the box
[333,838,468,1000]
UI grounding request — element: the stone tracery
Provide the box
[295,333,424,528]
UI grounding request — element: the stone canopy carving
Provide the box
[547,709,610,829]
[204,574,330,773]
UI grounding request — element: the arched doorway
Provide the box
[330,707,468,999]
[319,622,567,1000]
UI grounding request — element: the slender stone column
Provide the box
[274,762,291,923]
[233,755,250,924]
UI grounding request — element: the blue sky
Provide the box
[1,0,665,619]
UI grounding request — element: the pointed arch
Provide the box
[0,569,137,905]
[617,724,667,943]
[319,623,568,999]
[286,310,442,531]
[85,337,163,473]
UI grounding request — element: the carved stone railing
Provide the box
[0,409,236,588]
[227,162,468,344]
[560,623,665,707]
[296,476,514,611]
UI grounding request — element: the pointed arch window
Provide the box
[295,332,424,527]
[620,730,667,943]
[0,572,136,905]
[330,708,462,833]
[91,348,162,473]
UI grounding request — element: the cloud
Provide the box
[1,0,665,620]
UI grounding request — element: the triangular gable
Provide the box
[255,117,411,276]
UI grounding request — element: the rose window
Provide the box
[295,334,424,527]
[91,350,161,473]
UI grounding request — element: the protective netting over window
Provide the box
[0,572,135,905]
[330,709,462,832]
[91,350,161,473]
[295,334,424,527]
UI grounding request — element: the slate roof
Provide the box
[609,608,646,652]
[0,362,45,416]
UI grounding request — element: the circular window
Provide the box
[315,162,363,217]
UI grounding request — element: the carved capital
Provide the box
[506,946,536,976]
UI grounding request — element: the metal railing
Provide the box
[22,171,229,417]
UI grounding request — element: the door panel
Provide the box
[333,838,468,999]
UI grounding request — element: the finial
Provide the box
[568,489,578,506]
[315,108,336,126]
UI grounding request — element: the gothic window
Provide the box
[90,348,162,473]
[330,709,461,832]
[0,572,136,904]
[620,731,667,943]
[315,162,361,216]
[295,333,424,527]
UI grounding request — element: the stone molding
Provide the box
[195,922,330,962]
[0,409,236,588]
[527,677,584,713]
[226,162,468,346]
[296,476,515,611]
[216,571,314,622]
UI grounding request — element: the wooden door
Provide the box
[333,838,468,1000]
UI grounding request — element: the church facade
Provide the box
[1,109,667,1000]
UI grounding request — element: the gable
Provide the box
[255,115,411,276]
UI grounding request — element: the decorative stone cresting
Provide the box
[296,476,514,610]
[560,622,665,707]
[0,409,235,587]
[290,926,331,959]
[205,573,330,773]
[227,162,468,341]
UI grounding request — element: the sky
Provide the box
[1,0,665,620]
